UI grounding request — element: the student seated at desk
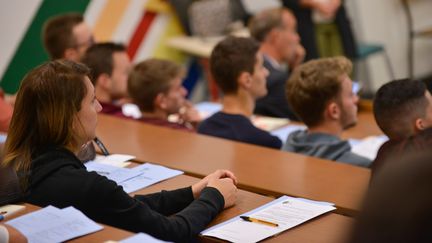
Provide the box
[197,37,282,149]
[2,60,238,242]
[372,79,432,176]
[282,57,371,167]
[81,42,132,116]
[127,58,200,132]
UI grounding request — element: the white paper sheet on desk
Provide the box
[93,154,135,167]
[85,162,142,183]
[120,163,184,193]
[201,195,335,243]
[6,205,102,243]
[270,124,306,143]
[195,101,222,119]
[251,116,290,132]
[120,232,171,243]
[349,135,388,161]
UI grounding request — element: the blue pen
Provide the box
[0,215,4,221]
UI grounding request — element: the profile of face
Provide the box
[75,77,102,146]
[249,52,269,99]
[109,51,131,100]
[338,75,359,129]
[275,11,300,63]
[159,76,188,115]
[71,22,94,62]
[417,91,432,131]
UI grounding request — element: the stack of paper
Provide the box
[92,154,136,167]
[349,135,388,160]
[201,195,335,243]
[6,206,102,243]
[119,233,171,243]
[85,162,184,193]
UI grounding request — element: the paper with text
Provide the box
[201,195,335,243]
[6,206,102,243]
[85,162,142,184]
[121,163,183,193]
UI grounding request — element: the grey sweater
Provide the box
[283,130,371,167]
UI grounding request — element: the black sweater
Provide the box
[25,146,224,242]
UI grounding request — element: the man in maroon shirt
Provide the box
[81,42,132,116]
[127,59,200,132]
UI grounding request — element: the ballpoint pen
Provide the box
[240,216,278,227]
[94,136,110,156]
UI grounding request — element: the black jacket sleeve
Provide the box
[86,175,225,242]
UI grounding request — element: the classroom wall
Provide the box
[1,0,431,93]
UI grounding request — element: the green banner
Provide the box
[1,0,90,93]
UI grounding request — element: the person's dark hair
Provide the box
[286,56,352,126]
[81,42,126,85]
[128,58,183,112]
[42,13,84,60]
[373,79,428,140]
[210,36,260,94]
[2,60,89,183]
[349,151,432,243]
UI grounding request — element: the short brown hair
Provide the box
[42,13,83,60]
[249,8,291,42]
[81,42,126,85]
[3,60,89,183]
[210,36,260,94]
[128,59,183,112]
[286,56,353,126]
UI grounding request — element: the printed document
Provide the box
[6,206,102,243]
[201,195,335,243]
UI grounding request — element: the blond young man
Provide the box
[283,56,371,167]
[127,59,200,131]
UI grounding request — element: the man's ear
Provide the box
[238,72,252,89]
[63,48,79,61]
[96,73,111,90]
[154,93,166,110]
[326,101,341,120]
[415,118,427,131]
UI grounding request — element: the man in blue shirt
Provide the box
[198,37,282,149]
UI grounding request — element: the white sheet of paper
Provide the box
[120,232,171,243]
[6,206,102,243]
[195,102,222,119]
[85,162,142,184]
[201,195,335,243]
[270,125,306,143]
[121,163,183,193]
[251,116,290,132]
[93,154,135,167]
[350,135,388,160]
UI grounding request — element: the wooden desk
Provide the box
[97,114,370,216]
[3,174,353,242]
[132,174,353,243]
[4,204,134,242]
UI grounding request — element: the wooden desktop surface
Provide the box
[131,174,353,243]
[3,175,352,243]
[97,114,371,216]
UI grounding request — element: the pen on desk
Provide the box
[94,137,110,156]
[240,216,278,227]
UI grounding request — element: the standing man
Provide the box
[248,8,304,119]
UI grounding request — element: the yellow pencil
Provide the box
[240,216,279,227]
